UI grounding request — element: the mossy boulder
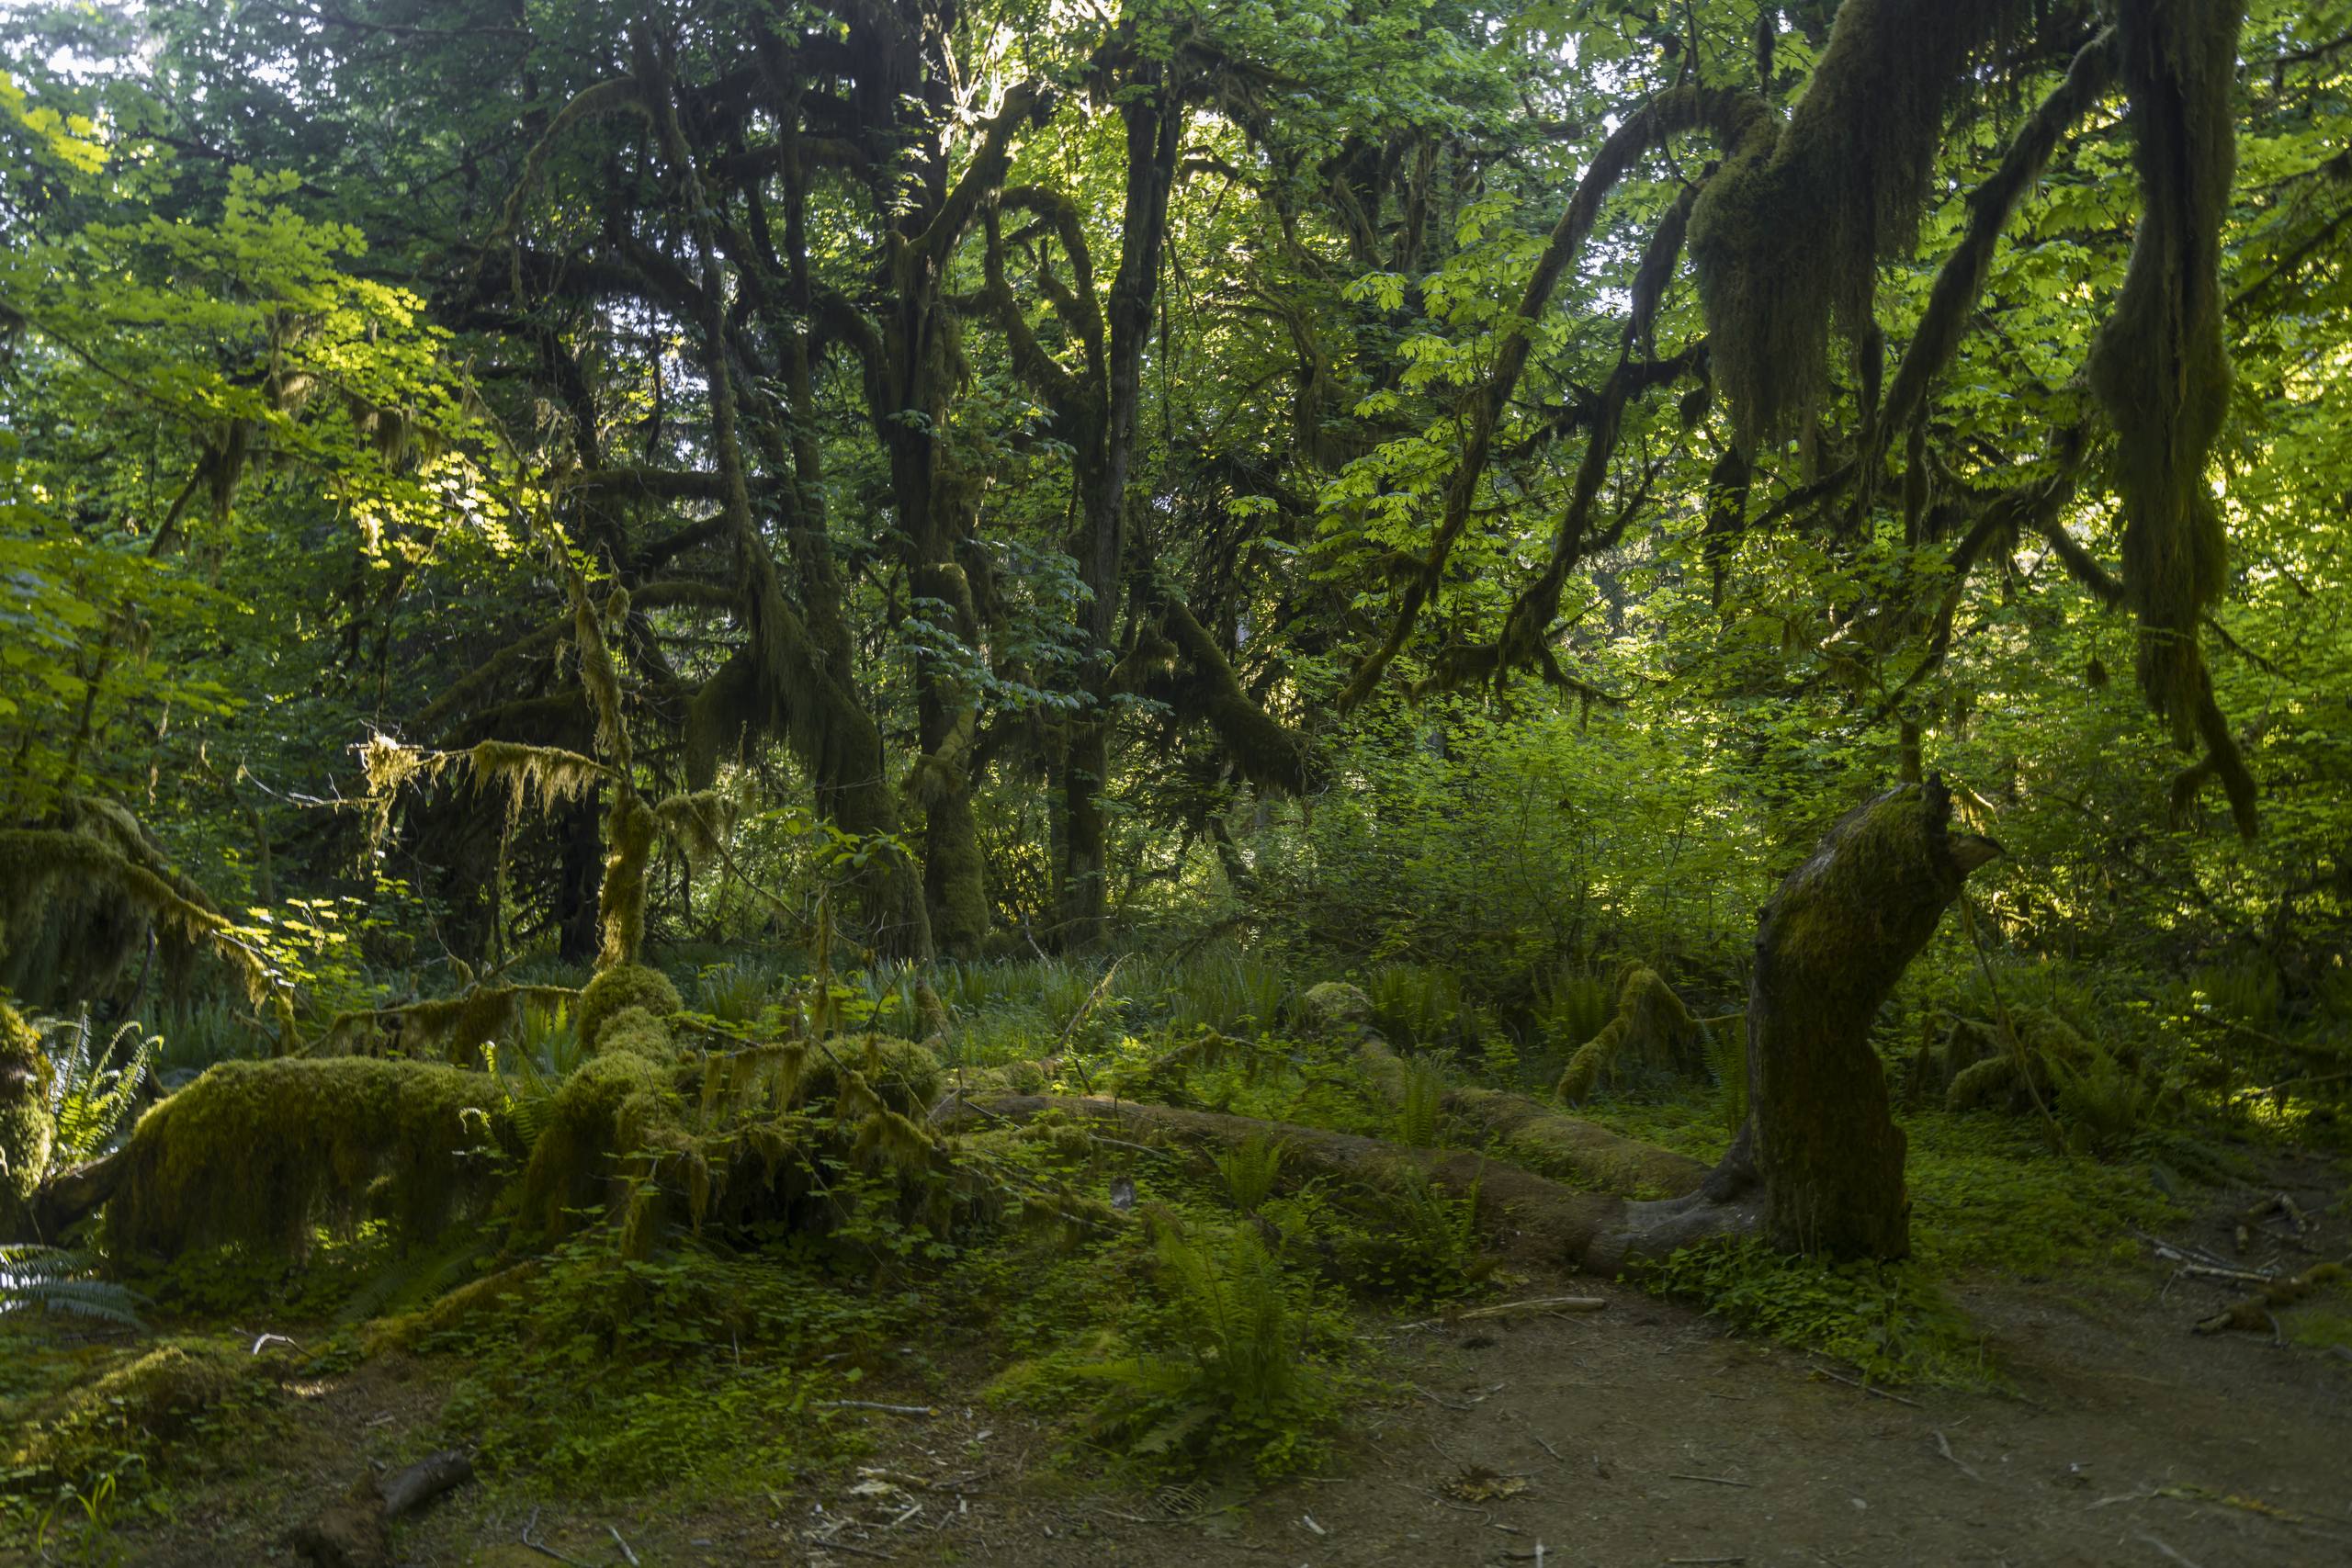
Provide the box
[1938,1009,2103,1115]
[109,1057,506,1258]
[1300,981,1374,1035]
[577,963,682,1055]
[2,1003,54,1230]
[803,1035,944,1117]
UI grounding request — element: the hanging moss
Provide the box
[576,963,681,1055]
[1689,0,2025,444]
[0,796,253,1017]
[107,1058,507,1259]
[2,1003,54,1233]
[1555,965,1705,1104]
[2086,0,2245,743]
[652,790,734,868]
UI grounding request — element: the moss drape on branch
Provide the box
[1690,0,2027,445]
[0,799,294,1041]
[2087,0,2256,838]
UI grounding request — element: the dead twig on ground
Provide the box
[1806,1361,1925,1408]
[519,1506,596,1568]
[1932,1429,1983,1482]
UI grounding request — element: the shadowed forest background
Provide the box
[1,0,2348,1562]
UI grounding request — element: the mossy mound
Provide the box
[108,1057,507,1258]
[577,962,682,1055]
[2,1002,54,1227]
[1555,965,1703,1104]
[518,1023,953,1257]
[1301,981,1374,1034]
[9,1342,257,1484]
[802,1035,945,1116]
[1906,1009,2107,1115]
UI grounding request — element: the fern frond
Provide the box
[0,1246,145,1328]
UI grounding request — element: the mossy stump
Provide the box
[1736,776,2000,1259]
[1555,964,1704,1104]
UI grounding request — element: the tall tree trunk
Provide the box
[1053,82,1179,946]
[555,799,602,963]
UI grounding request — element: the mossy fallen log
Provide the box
[107,1057,509,1259]
[958,1091,1623,1268]
[1359,1036,1708,1200]
[1295,977,1708,1199]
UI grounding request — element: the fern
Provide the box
[2050,1048,2154,1156]
[1344,1168,1492,1301]
[1214,1135,1286,1213]
[0,1245,144,1328]
[1534,964,1613,1053]
[41,1010,156,1169]
[1396,1058,1445,1146]
[1368,963,1481,1051]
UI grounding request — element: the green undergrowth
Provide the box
[972,1110,1488,1478]
[1902,1111,2188,1278]
[1579,1091,2202,1384]
[0,1329,285,1540]
[1644,1237,1997,1389]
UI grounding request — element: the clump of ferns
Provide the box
[1068,1206,1343,1476]
[40,1010,157,1167]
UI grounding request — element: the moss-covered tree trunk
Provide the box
[1,1006,53,1240]
[1726,776,1999,1258]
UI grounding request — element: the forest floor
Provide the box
[6,1146,2346,1568]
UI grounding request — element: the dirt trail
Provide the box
[764,1159,2352,1568]
[26,1170,2350,1567]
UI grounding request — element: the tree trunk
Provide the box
[554,799,601,963]
[1055,719,1110,945]
[1698,776,2000,1258]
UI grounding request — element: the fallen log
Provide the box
[290,1449,475,1568]
[1353,1035,1709,1199]
[954,1092,1750,1274]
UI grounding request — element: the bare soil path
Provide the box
[14,1158,2346,1568]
